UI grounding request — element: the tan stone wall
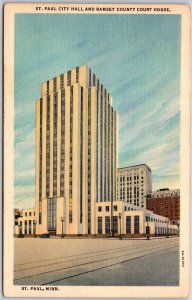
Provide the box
[56,197,65,235]
[95,201,178,236]
[41,198,48,233]
[90,87,97,234]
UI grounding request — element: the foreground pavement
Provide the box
[14,237,179,286]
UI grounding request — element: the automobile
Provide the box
[40,233,50,238]
[17,234,24,238]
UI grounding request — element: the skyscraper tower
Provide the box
[35,64,118,235]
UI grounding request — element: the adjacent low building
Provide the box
[146,188,180,221]
[117,164,152,209]
[96,200,178,236]
[14,208,36,235]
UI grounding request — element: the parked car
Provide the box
[40,233,50,238]
[17,234,24,238]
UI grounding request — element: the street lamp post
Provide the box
[166,218,169,238]
[33,220,37,238]
[119,213,122,240]
[61,217,65,238]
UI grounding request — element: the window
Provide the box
[76,66,79,83]
[46,95,50,198]
[69,87,73,198]
[113,216,118,234]
[97,79,100,89]
[53,77,57,92]
[29,220,31,234]
[47,198,57,230]
[126,216,131,234]
[24,220,27,234]
[93,73,96,86]
[106,206,110,212]
[47,81,49,94]
[113,205,118,211]
[80,87,83,223]
[134,216,139,234]
[19,221,22,234]
[69,210,72,223]
[67,70,71,86]
[105,217,110,234]
[53,93,58,197]
[101,84,103,95]
[29,212,31,216]
[104,88,107,98]
[98,217,102,234]
[89,69,92,86]
[98,206,102,212]
[60,74,64,89]
[25,212,27,217]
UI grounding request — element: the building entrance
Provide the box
[49,230,56,236]
[47,197,57,233]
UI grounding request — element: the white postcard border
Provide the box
[3,3,191,298]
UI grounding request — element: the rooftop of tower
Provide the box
[43,63,109,90]
[118,164,151,172]
[40,63,113,104]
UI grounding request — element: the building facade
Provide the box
[14,209,20,227]
[146,188,180,221]
[96,201,178,236]
[14,208,36,235]
[36,64,118,235]
[117,164,152,209]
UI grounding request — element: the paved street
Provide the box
[14,237,179,286]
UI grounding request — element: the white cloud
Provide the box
[14,127,36,207]
[15,128,35,167]
[14,184,35,209]
[15,100,35,118]
[15,168,35,179]
[153,176,180,191]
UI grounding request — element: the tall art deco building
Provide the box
[35,64,118,235]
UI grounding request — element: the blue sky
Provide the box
[14,14,181,208]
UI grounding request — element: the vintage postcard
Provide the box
[3,3,190,298]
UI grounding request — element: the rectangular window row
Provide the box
[39,99,43,221]
[87,88,91,233]
[79,87,83,223]
[47,198,57,231]
[60,90,65,197]
[53,93,58,196]
[46,96,50,198]
[69,86,73,200]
